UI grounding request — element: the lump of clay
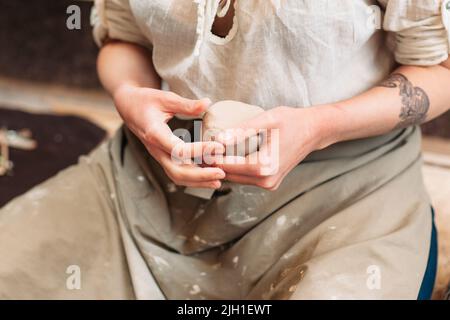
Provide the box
[202,100,265,156]
[185,100,265,199]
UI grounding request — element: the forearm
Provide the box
[313,60,450,149]
[97,41,161,95]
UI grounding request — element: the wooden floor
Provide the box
[1,76,449,299]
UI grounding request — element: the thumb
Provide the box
[160,91,211,116]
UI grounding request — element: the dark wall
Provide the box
[0,0,100,88]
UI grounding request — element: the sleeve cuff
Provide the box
[384,0,450,66]
[90,0,152,49]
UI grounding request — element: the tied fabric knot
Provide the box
[193,0,234,56]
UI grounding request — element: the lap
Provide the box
[0,147,134,299]
[0,127,433,300]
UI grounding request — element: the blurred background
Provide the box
[0,0,120,131]
[0,0,99,88]
[0,0,448,299]
[0,0,121,206]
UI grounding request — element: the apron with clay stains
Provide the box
[0,120,432,299]
[109,120,431,299]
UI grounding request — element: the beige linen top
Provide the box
[91,0,450,109]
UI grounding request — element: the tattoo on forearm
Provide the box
[378,73,430,129]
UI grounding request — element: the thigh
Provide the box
[0,154,134,299]
[287,160,432,300]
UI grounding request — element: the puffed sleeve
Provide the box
[379,0,450,65]
[91,0,152,49]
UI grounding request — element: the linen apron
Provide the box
[1,0,446,299]
[0,122,431,299]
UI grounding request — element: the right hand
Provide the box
[113,84,226,189]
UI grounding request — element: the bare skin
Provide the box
[97,25,450,191]
[214,63,450,190]
[98,42,226,189]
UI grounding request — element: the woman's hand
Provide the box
[213,106,329,190]
[113,83,226,189]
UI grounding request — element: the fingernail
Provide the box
[216,171,225,179]
[202,98,212,107]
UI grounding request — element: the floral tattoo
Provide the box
[378,73,430,129]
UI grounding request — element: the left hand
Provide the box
[212,106,329,190]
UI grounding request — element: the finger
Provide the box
[171,141,225,161]
[169,164,226,183]
[216,128,260,148]
[207,149,278,177]
[149,145,226,185]
[255,143,280,176]
[209,156,265,177]
[177,180,222,189]
[159,91,211,116]
[147,122,224,158]
[225,174,280,191]
[155,148,226,182]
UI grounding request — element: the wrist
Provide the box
[112,81,142,105]
[305,103,347,150]
[113,81,137,97]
